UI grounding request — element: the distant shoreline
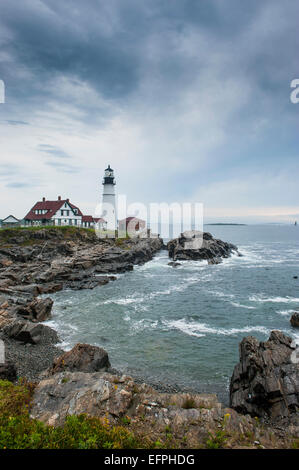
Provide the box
[204,223,247,226]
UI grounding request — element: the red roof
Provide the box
[82,216,106,223]
[82,215,94,223]
[24,199,82,220]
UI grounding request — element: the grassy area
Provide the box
[0,226,96,246]
[0,226,95,235]
[0,379,146,449]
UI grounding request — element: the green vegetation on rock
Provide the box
[0,380,143,449]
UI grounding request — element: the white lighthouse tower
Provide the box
[102,164,117,232]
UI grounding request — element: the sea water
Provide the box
[45,224,299,403]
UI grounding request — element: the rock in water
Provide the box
[230,331,299,422]
[29,298,53,322]
[290,313,299,328]
[49,343,111,374]
[167,230,238,261]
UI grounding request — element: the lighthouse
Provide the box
[102,165,117,231]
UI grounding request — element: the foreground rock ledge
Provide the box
[230,330,299,423]
[167,231,239,262]
[30,370,291,448]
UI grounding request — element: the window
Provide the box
[61,210,63,216]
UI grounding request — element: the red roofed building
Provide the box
[82,215,106,229]
[24,196,106,229]
[118,217,146,235]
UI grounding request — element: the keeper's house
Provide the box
[24,196,106,229]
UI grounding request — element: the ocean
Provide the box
[45,224,299,404]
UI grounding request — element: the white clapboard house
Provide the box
[24,196,106,229]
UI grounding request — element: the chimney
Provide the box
[58,196,61,201]
[66,198,69,202]
[42,197,45,202]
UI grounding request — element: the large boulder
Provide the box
[230,331,299,422]
[28,297,53,322]
[49,343,111,375]
[7,297,53,322]
[290,313,299,328]
[167,231,239,262]
[4,320,44,344]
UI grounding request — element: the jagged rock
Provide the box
[230,331,299,422]
[0,229,163,293]
[168,261,181,268]
[167,231,238,261]
[4,320,44,344]
[29,372,223,429]
[13,284,41,297]
[0,363,17,382]
[48,343,111,375]
[29,371,291,448]
[28,298,53,322]
[0,302,16,329]
[207,257,223,265]
[38,283,63,294]
[290,313,299,328]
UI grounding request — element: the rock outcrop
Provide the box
[290,313,299,328]
[48,343,111,375]
[167,231,239,262]
[230,331,299,423]
[30,369,295,448]
[0,228,163,293]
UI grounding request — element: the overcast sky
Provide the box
[0,0,298,223]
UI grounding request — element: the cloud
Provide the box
[38,144,72,159]
[44,160,80,173]
[6,182,33,188]
[4,120,29,126]
[0,0,298,221]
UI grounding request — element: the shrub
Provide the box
[0,380,144,449]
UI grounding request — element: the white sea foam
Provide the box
[277,309,295,316]
[230,301,256,310]
[102,296,145,305]
[164,318,270,338]
[130,319,158,333]
[207,290,235,299]
[249,295,299,303]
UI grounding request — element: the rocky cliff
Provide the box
[167,230,239,263]
[0,227,163,381]
[230,331,299,425]
[27,342,298,448]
